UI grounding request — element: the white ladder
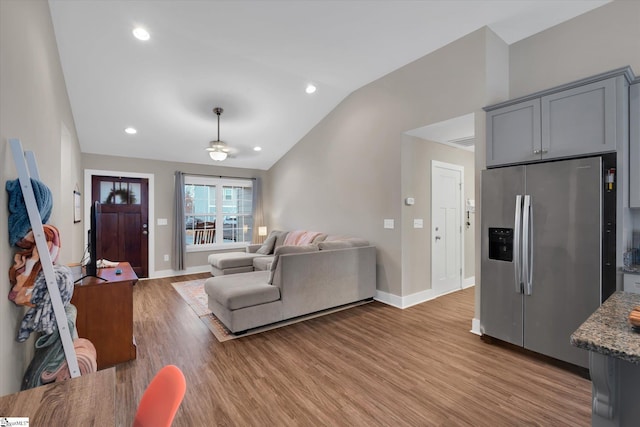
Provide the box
[9,138,80,378]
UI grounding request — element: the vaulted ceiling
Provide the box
[49,0,609,170]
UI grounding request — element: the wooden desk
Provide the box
[72,262,138,369]
[0,367,115,425]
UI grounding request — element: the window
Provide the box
[99,180,141,204]
[184,176,253,249]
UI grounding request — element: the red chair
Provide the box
[133,365,186,427]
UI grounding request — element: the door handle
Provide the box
[142,230,148,235]
[514,195,523,293]
[523,195,533,295]
[435,236,441,241]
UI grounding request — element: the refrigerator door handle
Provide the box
[523,195,533,295]
[514,195,523,293]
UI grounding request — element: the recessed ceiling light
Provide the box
[124,127,137,134]
[132,27,150,41]
[305,84,317,94]
[253,146,262,152]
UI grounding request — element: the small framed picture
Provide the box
[74,190,81,223]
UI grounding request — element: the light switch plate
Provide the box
[413,219,423,228]
[157,218,168,226]
[384,219,394,229]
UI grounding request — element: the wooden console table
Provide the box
[72,262,138,369]
[0,367,115,425]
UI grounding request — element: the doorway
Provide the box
[84,169,155,277]
[431,160,464,296]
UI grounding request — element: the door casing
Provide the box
[84,169,155,277]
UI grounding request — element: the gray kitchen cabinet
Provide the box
[485,72,629,168]
[486,99,540,167]
[631,82,640,208]
[541,78,618,160]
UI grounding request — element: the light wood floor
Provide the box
[116,273,592,426]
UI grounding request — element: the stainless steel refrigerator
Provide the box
[481,155,616,368]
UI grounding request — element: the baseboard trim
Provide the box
[463,276,475,288]
[470,318,482,336]
[159,270,477,311]
[376,284,475,309]
[374,290,404,308]
[401,288,438,309]
[151,265,211,279]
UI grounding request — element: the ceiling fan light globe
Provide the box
[209,151,228,161]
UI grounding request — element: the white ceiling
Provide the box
[48,0,609,170]
[406,113,476,152]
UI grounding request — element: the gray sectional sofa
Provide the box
[204,231,376,333]
[207,230,327,276]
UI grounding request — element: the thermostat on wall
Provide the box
[405,197,415,206]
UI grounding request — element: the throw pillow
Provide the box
[273,230,289,250]
[256,233,277,255]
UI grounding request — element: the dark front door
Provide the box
[92,175,149,277]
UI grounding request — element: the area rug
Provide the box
[171,279,234,342]
[171,279,371,342]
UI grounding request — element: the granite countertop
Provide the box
[571,291,640,365]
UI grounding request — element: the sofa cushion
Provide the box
[324,234,351,242]
[268,244,319,285]
[256,232,277,255]
[273,230,289,250]
[253,256,274,271]
[318,238,370,250]
[205,271,279,310]
[317,241,352,250]
[208,252,264,269]
[313,233,328,243]
[345,238,370,247]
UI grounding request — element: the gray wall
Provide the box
[81,153,267,273]
[401,136,475,296]
[266,28,496,297]
[509,1,640,99]
[0,0,84,394]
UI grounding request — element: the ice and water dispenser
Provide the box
[488,228,513,262]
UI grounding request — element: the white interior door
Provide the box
[431,161,463,295]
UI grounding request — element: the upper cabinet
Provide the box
[631,82,639,208]
[486,99,540,167]
[541,79,618,159]
[485,70,631,168]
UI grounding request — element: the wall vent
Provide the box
[447,136,475,148]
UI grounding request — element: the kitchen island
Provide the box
[571,291,640,427]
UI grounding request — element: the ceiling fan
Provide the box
[206,107,232,161]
